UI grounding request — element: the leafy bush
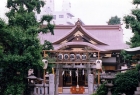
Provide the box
[5,82,25,95]
[92,83,107,95]
[113,69,140,95]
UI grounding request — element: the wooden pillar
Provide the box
[58,64,63,93]
[55,64,59,95]
[98,69,100,85]
[98,51,99,59]
[97,51,100,85]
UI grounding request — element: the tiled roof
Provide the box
[55,42,106,51]
[124,46,140,52]
[39,25,76,44]
[38,23,129,51]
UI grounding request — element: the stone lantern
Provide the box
[101,72,115,95]
[27,73,37,84]
[27,73,37,95]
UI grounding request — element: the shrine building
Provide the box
[38,20,128,94]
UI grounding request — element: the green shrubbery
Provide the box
[93,64,140,95]
[92,83,107,95]
[113,68,139,95]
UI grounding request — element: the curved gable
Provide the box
[53,24,108,45]
[55,42,106,51]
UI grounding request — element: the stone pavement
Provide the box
[58,87,89,95]
[59,94,88,95]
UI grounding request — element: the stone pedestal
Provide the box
[88,74,93,95]
[49,74,54,95]
[134,87,140,95]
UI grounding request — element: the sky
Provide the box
[0,0,135,42]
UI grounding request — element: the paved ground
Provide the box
[59,94,88,95]
[58,87,89,95]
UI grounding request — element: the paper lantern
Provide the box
[42,59,48,69]
[82,54,87,60]
[70,54,75,61]
[93,53,97,57]
[64,54,69,60]
[58,54,63,60]
[96,60,102,69]
[76,54,81,60]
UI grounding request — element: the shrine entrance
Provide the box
[63,69,88,87]
[43,50,102,95]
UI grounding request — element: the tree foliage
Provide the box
[42,40,54,50]
[120,50,133,67]
[93,65,140,95]
[92,83,108,95]
[113,67,140,95]
[120,0,140,66]
[0,0,54,94]
[107,16,121,25]
[123,0,140,47]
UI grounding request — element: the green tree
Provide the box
[42,40,54,50]
[107,16,121,25]
[123,0,140,48]
[121,0,140,67]
[120,50,133,67]
[0,0,54,95]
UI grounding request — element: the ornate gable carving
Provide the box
[74,31,83,37]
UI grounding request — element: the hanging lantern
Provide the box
[62,71,65,75]
[58,54,63,60]
[75,70,78,76]
[82,54,87,60]
[70,54,75,61]
[42,59,48,69]
[96,60,102,69]
[82,69,84,75]
[64,54,69,60]
[70,70,71,76]
[93,53,97,57]
[76,54,81,60]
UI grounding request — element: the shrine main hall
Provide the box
[38,20,128,94]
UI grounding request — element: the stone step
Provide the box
[137,87,140,91]
[59,94,89,95]
[135,91,140,95]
